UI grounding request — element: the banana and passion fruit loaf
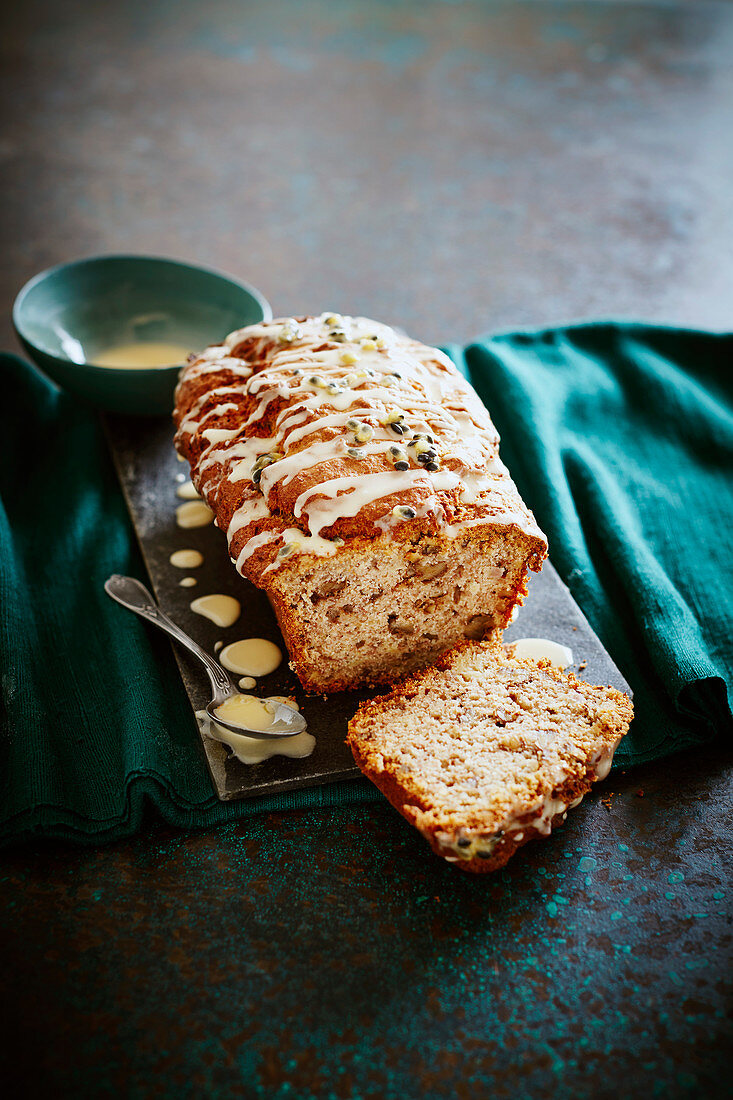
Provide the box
[347,641,633,873]
[173,314,547,693]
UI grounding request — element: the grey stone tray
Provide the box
[104,414,631,803]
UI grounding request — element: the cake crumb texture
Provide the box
[347,642,633,873]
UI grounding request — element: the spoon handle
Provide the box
[104,574,234,701]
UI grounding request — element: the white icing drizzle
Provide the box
[169,549,204,569]
[234,526,339,574]
[174,313,545,575]
[285,409,365,448]
[178,389,242,437]
[176,480,200,500]
[293,469,459,539]
[531,793,569,837]
[226,497,272,543]
[227,437,277,482]
[203,427,240,445]
[511,638,574,669]
[219,638,282,677]
[189,594,241,627]
[235,530,281,570]
[176,501,214,529]
[592,737,623,780]
[261,529,342,574]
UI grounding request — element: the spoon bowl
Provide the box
[204,699,306,739]
[104,574,306,740]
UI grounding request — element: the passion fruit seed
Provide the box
[388,446,409,467]
[347,447,365,459]
[278,321,301,344]
[326,382,344,396]
[360,338,377,351]
[411,439,432,457]
[346,418,360,431]
[380,411,410,435]
[392,505,417,520]
[251,451,283,484]
[354,424,374,444]
[340,350,359,366]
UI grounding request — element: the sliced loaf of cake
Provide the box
[173,313,546,693]
[347,641,633,873]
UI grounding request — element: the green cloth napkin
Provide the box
[1,323,731,846]
[448,323,732,764]
[0,352,378,847]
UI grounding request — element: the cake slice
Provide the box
[347,641,633,873]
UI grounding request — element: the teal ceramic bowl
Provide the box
[13,255,272,415]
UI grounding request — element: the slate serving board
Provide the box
[104,414,631,802]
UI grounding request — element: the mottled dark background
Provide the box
[1,1,731,1097]
[3,0,733,348]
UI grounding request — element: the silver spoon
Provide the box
[104,574,306,740]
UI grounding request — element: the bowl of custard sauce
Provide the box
[13,254,272,415]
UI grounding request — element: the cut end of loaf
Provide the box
[347,642,633,873]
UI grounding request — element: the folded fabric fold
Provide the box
[1,323,730,846]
